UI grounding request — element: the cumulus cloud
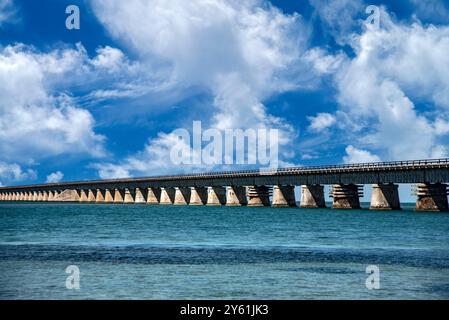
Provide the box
[343,145,380,164]
[89,0,319,177]
[45,171,64,183]
[0,44,123,163]
[308,113,337,132]
[332,9,449,161]
[0,162,36,186]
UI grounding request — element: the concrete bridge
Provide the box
[1,158,448,211]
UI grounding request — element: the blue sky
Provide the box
[1,0,449,198]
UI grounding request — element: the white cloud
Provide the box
[308,112,337,132]
[0,0,16,26]
[46,171,64,183]
[309,0,364,45]
[0,162,36,186]
[0,44,116,163]
[89,0,318,175]
[333,9,449,160]
[343,145,380,164]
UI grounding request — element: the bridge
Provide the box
[1,158,448,211]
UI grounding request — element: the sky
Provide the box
[1,0,449,203]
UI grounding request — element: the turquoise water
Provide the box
[0,202,449,299]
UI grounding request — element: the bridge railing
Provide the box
[1,158,449,190]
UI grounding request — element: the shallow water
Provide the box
[0,202,448,299]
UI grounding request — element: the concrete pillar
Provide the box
[272,185,297,207]
[174,187,191,205]
[189,187,208,205]
[9,193,14,201]
[207,186,226,206]
[47,191,54,202]
[79,190,89,202]
[370,184,401,210]
[147,187,161,205]
[247,186,271,207]
[37,191,44,202]
[0,193,3,201]
[114,189,125,204]
[104,189,114,203]
[415,183,448,212]
[42,191,49,202]
[87,189,96,202]
[160,187,175,205]
[134,188,146,204]
[96,189,105,203]
[123,188,135,204]
[11,192,17,201]
[226,186,248,206]
[331,184,363,209]
[300,185,326,208]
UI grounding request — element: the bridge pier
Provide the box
[87,189,96,202]
[174,187,191,205]
[124,188,135,204]
[207,186,226,206]
[272,185,296,207]
[47,191,54,202]
[114,189,125,203]
[79,190,89,202]
[134,188,146,204]
[301,185,315,208]
[331,184,363,209]
[104,189,114,203]
[95,189,105,203]
[160,187,175,205]
[247,186,271,207]
[226,186,247,206]
[147,187,161,205]
[190,187,208,205]
[416,183,448,212]
[370,184,401,210]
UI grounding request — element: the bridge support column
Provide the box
[134,188,146,204]
[124,188,135,204]
[174,187,191,205]
[96,189,105,203]
[104,189,114,203]
[36,192,43,202]
[147,187,161,205]
[207,186,226,206]
[272,185,296,207]
[47,191,54,202]
[331,184,363,209]
[87,189,96,202]
[247,186,271,207]
[113,189,125,204]
[226,186,248,206]
[160,187,175,205]
[42,191,49,202]
[300,185,326,208]
[189,187,207,205]
[79,190,89,202]
[416,183,448,212]
[370,184,401,210]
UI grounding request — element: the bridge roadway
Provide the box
[1,158,448,211]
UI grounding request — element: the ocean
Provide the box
[0,202,448,300]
